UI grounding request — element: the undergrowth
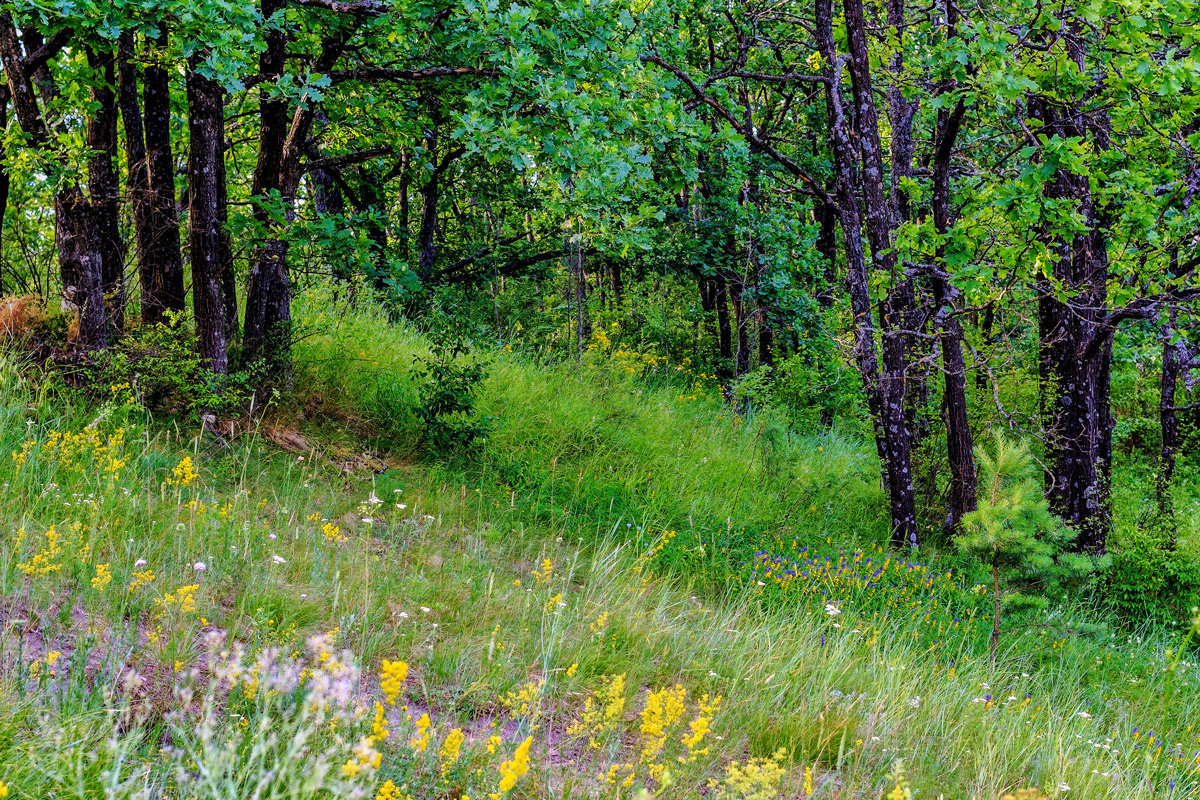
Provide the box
[0,291,1199,799]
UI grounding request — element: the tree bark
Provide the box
[817,0,918,547]
[116,33,156,326]
[930,80,977,531]
[1028,39,1115,554]
[86,46,124,335]
[142,26,185,321]
[0,88,9,294]
[187,66,229,374]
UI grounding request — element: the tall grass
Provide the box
[0,296,1199,799]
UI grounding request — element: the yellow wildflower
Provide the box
[497,736,532,793]
[380,659,408,706]
[91,563,112,592]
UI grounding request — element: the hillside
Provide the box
[1,296,1198,800]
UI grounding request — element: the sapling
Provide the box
[957,434,1099,666]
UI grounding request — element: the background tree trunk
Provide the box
[86,46,124,335]
[143,26,185,321]
[187,67,228,374]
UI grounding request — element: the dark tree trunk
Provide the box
[931,98,977,533]
[86,46,124,335]
[243,0,291,378]
[187,66,228,374]
[245,24,351,382]
[976,303,994,392]
[216,131,238,342]
[0,88,9,294]
[815,200,838,307]
[1030,62,1114,554]
[116,33,157,326]
[1158,304,1181,521]
[715,273,732,379]
[142,26,185,321]
[730,274,749,378]
[417,103,445,284]
[817,0,918,547]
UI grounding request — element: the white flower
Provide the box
[825,603,841,616]
[396,503,407,509]
[271,554,286,564]
[368,492,382,505]
[134,559,147,567]
[1058,782,1071,791]
[193,561,207,572]
[1078,711,1092,720]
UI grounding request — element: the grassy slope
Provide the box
[0,292,1198,800]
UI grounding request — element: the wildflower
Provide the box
[271,554,287,564]
[0,779,8,798]
[127,569,155,593]
[376,780,402,800]
[323,522,347,544]
[166,456,198,486]
[440,727,465,768]
[193,561,206,572]
[566,663,579,677]
[380,659,408,706]
[825,603,841,616]
[487,735,502,753]
[409,713,431,752]
[16,525,64,578]
[497,736,532,793]
[371,702,389,741]
[91,563,112,592]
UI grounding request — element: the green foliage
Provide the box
[1107,520,1200,624]
[412,335,491,454]
[92,313,255,420]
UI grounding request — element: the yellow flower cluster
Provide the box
[323,522,347,544]
[439,727,465,771]
[91,563,112,592]
[375,780,408,800]
[341,735,382,778]
[502,679,544,719]
[639,684,687,768]
[408,713,431,753]
[371,702,389,741]
[532,558,552,583]
[679,693,721,761]
[567,673,626,749]
[380,659,408,706]
[159,584,199,614]
[41,425,128,480]
[711,749,787,800]
[164,456,198,486]
[127,569,155,593]
[495,736,532,794]
[16,525,63,578]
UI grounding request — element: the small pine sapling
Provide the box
[957,433,1100,666]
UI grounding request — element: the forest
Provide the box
[1,0,1200,797]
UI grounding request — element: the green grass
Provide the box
[0,291,1199,800]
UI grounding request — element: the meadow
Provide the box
[1,291,1199,800]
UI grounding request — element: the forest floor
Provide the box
[1,292,1199,800]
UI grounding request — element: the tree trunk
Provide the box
[1157,304,1181,522]
[817,0,918,547]
[1030,72,1114,554]
[243,0,292,378]
[715,273,732,380]
[931,91,977,533]
[0,88,9,294]
[187,66,228,374]
[815,200,837,307]
[116,33,157,327]
[142,26,185,321]
[86,46,124,335]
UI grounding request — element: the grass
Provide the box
[0,289,1198,799]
